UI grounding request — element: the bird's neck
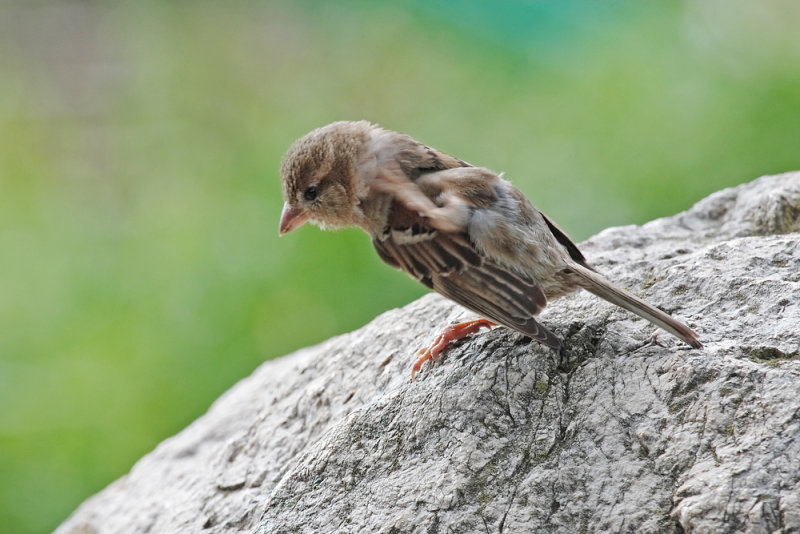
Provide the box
[355,191,393,236]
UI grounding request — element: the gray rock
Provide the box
[56,172,800,534]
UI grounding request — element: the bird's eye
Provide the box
[303,186,318,201]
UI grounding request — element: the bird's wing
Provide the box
[537,210,592,269]
[373,202,562,349]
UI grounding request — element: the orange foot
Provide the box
[411,319,496,379]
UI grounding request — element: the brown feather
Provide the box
[373,201,559,348]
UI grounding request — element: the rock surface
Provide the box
[56,172,800,534]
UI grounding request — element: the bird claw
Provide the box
[411,319,495,379]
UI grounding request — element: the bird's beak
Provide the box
[279,202,309,236]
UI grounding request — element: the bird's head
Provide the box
[279,121,374,235]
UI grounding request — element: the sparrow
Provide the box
[279,121,702,376]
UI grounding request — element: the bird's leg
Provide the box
[411,319,495,379]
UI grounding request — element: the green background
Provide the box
[1,1,799,532]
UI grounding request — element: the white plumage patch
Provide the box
[390,227,437,244]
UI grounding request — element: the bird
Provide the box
[278,120,702,377]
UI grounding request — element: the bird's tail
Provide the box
[569,263,702,349]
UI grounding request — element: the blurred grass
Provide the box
[0,1,799,532]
